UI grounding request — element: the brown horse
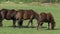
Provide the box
[37,12,55,30]
[0,9,8,19]
[6,9,17,27]
[0,9,16,27]
[15,9,39,27]
[0,9,8,26]
[0,10,2,26]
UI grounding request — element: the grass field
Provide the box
[0,3,60,34]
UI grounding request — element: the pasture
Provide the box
[0,3,60,34]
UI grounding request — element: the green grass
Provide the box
[0,0,37,3]
[0,3,60,34]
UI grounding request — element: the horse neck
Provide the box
[34,12,39,21]
[12,11,17,18]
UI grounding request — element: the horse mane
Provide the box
[32,10,39,20]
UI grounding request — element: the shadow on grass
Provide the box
[45,28,60,30]
[42,27,47,28]
[7,26,36,28]
[1,26,60,30]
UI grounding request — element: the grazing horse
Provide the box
[0,9,16,27]
[37,12,55,30]
[15,9,39,27]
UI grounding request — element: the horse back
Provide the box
[16,10,24,19]
[0,9,8,19]
[23,10,34,19]
[47,12,54,21]
[16,10,35,20]
[40,12,47,20]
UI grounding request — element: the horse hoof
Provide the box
[48,28,50,30]
[51,29,54,30]
[26,26,29,27]
[0,25,3,27]
[18,25,22,28]
[13,25,16,27]
[0,26,2,27]
[30,26,33,27]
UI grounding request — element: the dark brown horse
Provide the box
[0,10,2,26]
[0,9,16,27]
[0,9,8,19]
[15,9,39,27]
[37,12,55,30]
[6,9,16,27]
[0,9,8,26]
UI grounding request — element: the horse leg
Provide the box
[41,22,43,27]
[51,22,55,30]
[37,22,42,30]
[18,19,23,27]
[0,15,3,27]
[48,22,50,29]
[19,19,23,26]
[27,19,33,27]
[27,21,30,27]
[0,20,2,27]
[30,19,33,27]
[13,19,16,27]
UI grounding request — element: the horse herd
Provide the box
[0,9,55,30]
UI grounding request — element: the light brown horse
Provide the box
[37,12,55,30]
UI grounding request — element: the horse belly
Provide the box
[23,13,31,19]
[23,15,30,19]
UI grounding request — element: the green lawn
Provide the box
[0,3,60,34]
